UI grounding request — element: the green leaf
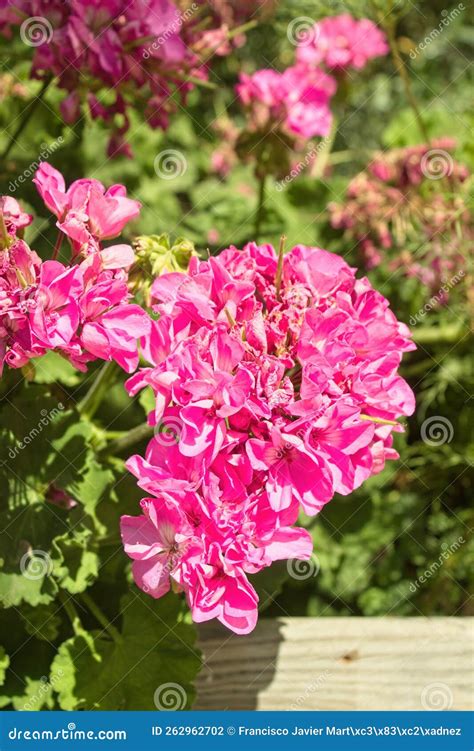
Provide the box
[0,648,9,686]
[0,611,57,710]
[33,351,81,387]
[22,605,62,642]
[51,530,99,594]
[51,591,201,710]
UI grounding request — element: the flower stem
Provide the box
[385,21,429,143]
[77,360,119,419]
[360,414,400,427]
[100,422,155,457]
[275,234,286,299]
[80,591,122,644]
[312,118,338,179]
[1,77,52,161]
[412,323,467,344]
[0,212,11,250]
[254,172,267,242]
[59,591,83,637]
[52,231,64,261]
[227,19,258,40]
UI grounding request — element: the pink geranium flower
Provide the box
[1,163,148,374]
[297,14,389,70]
[34,163,141,255]
[236,64,335,140]
[122,241,415,634]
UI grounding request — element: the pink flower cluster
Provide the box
[222,14,387,181]
[236,65,336,141]
[297,13,388,71]
[121,242,415,633]
[329,139,471,293]
[0,164,149,374]
[0,1,256,156]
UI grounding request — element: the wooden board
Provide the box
[195,617,473,711]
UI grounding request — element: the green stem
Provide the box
[0,212,11,250]
[175,73,217,90]
[77,360,118,419]
[412,323,467,345]
[81,591,122,644]
[360,414,400,427]
[385,21,429,143]
[1,77,52,161]
[59,592,83,637]
[254,172,267,242]
[275,234,286,299]
[100,422,155,457]
[328,148,375,165]
[312,117,338,179]
[227,19,258,40]
[52,231,64,261]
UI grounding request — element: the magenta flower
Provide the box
[121,241,415,633]
[34,163,141,256]
[1,0,257,155]
[236,64,335,140]
[247,426,333,515]
[297,14,388,71]
[0,163,148,374]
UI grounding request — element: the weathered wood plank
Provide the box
[195,617,473,711]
